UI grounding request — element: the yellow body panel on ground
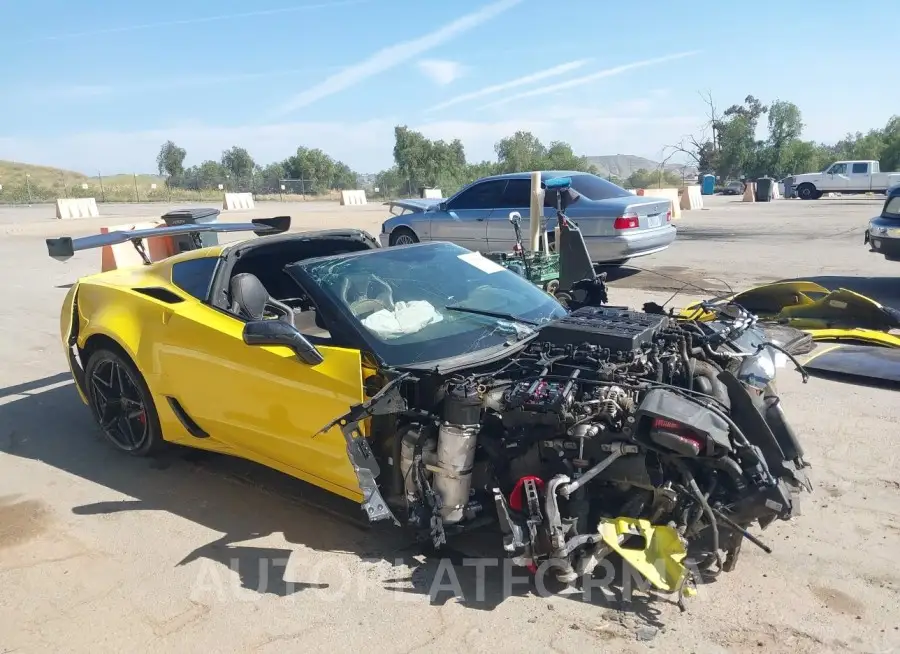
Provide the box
[677,280,900,348]
[59,244,367,503]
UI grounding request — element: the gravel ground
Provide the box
[1,195,898,653]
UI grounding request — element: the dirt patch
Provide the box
[0,495,51,549]
[810,584,866,615]
[719,623,827,652]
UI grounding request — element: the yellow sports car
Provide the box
[49,212,811,597]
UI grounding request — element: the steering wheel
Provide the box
[340,274,395,317]
[263,297,293,323]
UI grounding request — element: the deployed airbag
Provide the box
[361,300,443,339]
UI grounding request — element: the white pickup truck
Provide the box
[792,160,900,200]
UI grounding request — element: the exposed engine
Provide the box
[337,304,812,600]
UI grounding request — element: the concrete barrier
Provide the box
[422,188,442,199]
[56,197,99,220]
[639,187,682,220]
[100,220,178,272]
[742,183,756,203]
[340,190,368,206]
[679,185,704,211]
[223,192,255,211]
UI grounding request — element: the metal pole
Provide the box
[98,171,106,202]
[26,175,32,203]
[133,173,139,202]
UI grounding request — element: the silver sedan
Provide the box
[377,171,676,264]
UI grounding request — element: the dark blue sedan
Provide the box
[865,184,900,261]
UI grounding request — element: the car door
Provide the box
[825,163,849,191]
[486,177,536,252]
[150,298,366,500]
[429,179,507,251]
[848,161,871,191]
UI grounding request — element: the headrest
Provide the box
[230,273,269,320]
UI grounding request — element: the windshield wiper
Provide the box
[445,305,539,326]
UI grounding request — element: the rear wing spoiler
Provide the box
[46,216,290,262]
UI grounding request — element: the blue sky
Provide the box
[1,0,897,175]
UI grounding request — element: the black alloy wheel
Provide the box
[86,349,161,455]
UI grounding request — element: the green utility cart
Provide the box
[484,250,560,292]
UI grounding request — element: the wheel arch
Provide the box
[388,224,420,245]
[81,332,135,367]
[74,284,152,371]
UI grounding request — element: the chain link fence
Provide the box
[0,171,352,205]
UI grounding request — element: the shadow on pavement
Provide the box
[0,376,680,622]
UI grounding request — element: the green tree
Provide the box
[220,146,255,188]
[254,162,286,194]
[156,140,187,181]
[183,160,228,189]
[494,131,547,172]
[280,147,358,194]
[332,161,359,190]
[767,100,803,149]
[625,168,683,189]
[392,125,470,192]
[374,166,405,196]
[879,116,900,171]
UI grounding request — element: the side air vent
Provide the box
[134,287,185,304]
[166,397,209,438]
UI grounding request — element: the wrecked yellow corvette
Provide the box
[47,214,814,608]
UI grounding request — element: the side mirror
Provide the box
[242,319,324,366]
[438,201,448,212]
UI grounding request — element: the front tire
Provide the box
[389,227,419,246]
[797,184,817,200]
[84,348,164,456]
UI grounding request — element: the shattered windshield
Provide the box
[289,242,566,367]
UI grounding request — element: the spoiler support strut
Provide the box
[46,215,291,262]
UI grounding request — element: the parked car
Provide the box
[721,181,745,195]
[793,160,900,200]
[378,171,676,265]
[864,184,900,261]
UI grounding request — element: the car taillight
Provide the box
[613,213,639,230]
[666,210,672,222]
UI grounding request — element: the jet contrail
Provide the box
[20,0,370,43]
[271,0,524,116]
[481,51,702,109]
[426,59,592,112]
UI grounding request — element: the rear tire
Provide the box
[389,228,419,246]
[84,348,164,457]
